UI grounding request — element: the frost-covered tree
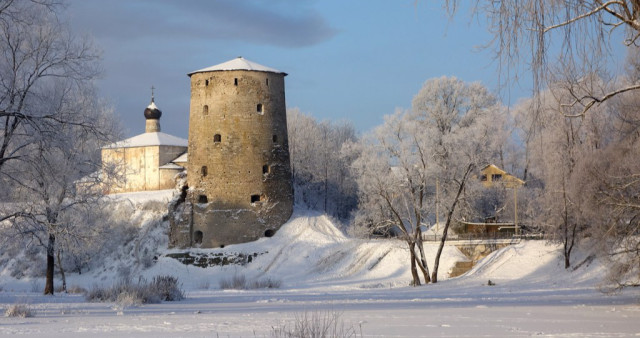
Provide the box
[445,0,640,116]
[350,77,507,285]
[2,84,118,294]
[0,0,118,295]
[515,74,614,269]
[287,108,358,220]
[574,50,640,287]
[412,77,507,282]
[0,0,102,176]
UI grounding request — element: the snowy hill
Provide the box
[0,190,613,291]
[1,190,638,337]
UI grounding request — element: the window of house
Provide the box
[201,166,208,177]
[272,135,278,143]
[257,103,263,114]
[491,174,502,181]
[214,134,221,143]
[198,195,208,203]
[203,105,209,115]
[262,164,270,175]
[194,230,203,244]
[234,78,238,86]
[205,79,209,87]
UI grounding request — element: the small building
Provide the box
[101,97,187,194]
[460,164,525,235]
[479,164,524,188]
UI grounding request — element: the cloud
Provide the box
[67,0,337,48]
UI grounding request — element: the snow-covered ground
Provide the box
[1,192,638,337]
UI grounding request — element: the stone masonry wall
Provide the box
[184,70,293,248]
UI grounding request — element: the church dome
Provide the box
[144,100,162,120]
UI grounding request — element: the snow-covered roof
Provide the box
[188,57,286,76]
[103,132,188,149]
[159,163,184,170]
[171,152,188,163]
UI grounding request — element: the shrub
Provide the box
[116,291,143,308]
[219,274,247,290]
[5,304,34,318]
[271,311,358,338]
[219,274,282,290]
[86,275,184,304]
[29,279,42,293]
[151,275,184,301]
[250,277,282,289]
[67,285,87,294]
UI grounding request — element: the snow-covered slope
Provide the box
[2,191,638,337]
[0,189,614,292]
[138,209,465,291]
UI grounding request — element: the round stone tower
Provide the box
[185,57,293,248]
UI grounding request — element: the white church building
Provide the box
[101,96,187,194]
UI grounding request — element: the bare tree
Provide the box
[287,108,358,220]
[350,77,506,285]
[412,77,506,283]
[0,0,101,174]
[515,74,613,268]
[574,49,640,287]
[349,110,434,285]
[0,0,117,295]
[2,83,118,294]
[445,0,640,116]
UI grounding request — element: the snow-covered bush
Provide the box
[5,304,34,318]
[250,277,282,289]
[219,274,247,290]
[271,311,358,338]
[151,275,184,301]
[219,274,281,290]
[86,275,184,304]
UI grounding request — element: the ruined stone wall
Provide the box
[185,70,293,248]
[102,145,186,193]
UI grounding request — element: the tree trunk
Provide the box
[408,241,421,286]
[562,178,575,269]
[415,234,431,283]
[44,233,55,295]
[432,164,474,283]
[56,249,67,293]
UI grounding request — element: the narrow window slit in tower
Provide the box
[201,166,208,177]
[234,78,238,86]
[257,103,263,114]
[205,79,209,87]
[194,231,203,245]
[203,105,208,115]
[262,164,270,175]
[214,134,221,143]
[272,135,278,143]
[266,78,269,86]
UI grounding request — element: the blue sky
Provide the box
[66,0,532,138]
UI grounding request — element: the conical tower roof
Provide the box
[188,56,286,76]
